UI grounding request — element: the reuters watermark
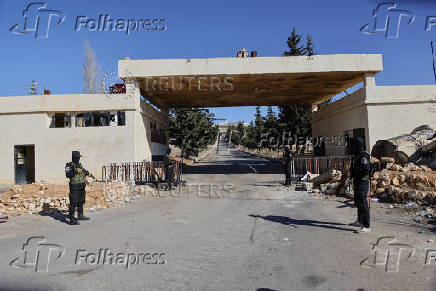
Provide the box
[147,183,234,198]
[144,76,234,93]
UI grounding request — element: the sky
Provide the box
[0,0,435,123]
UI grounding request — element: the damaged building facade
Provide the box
[0,86,168,184]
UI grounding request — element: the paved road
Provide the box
[0,141,435,290]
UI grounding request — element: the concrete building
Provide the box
[312,84,436,156]
[0,92,168,184]
[0,53,434,184]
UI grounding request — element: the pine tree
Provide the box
[253,106,266,148]
[254,106,263,127]
[279,28,315,153]
[264,106,280,148]
[305,34,315,57]
[284,28,305,56]
[169,108,218,158]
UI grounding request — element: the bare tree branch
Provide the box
[82,40,104,94]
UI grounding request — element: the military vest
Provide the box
[70,165,86,185]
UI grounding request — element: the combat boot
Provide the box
[78,205,90,220]
[69,216,79,225]
[78,214,90,220]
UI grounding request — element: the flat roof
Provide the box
[119,54,383,107]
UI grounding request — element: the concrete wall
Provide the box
[312,85,436,156]
[312,88,369,156]
[366,85,436,148]
[0,94,137,184]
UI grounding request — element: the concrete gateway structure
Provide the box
[0,53,435,184]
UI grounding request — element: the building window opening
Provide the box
[92,112,110,126]
[83,113,92,127]
[51,111,126,128]
[117,111,126,126]
[50,113,71,128]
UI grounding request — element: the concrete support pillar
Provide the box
[71,113,76,128]
[364,72,376,88]
[161,107,170,149]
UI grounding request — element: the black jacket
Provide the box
[351,151,371,182]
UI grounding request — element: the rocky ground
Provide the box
[0,182,137,216]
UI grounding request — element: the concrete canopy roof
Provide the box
[118,54,383,108]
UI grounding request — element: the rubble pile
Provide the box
[311,170,342,187]
[413,208,435,224]
[372,168,436,204]
[371,125,436,169]
[302,170,348,197]
[0,182,137,216]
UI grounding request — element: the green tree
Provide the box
[305,34,315,57]
[284,28,305,56]
[279,28,316,153]
[264,106,280,148]
[169,108,218,158]
[254,106,266,148]
[242,122,258,149]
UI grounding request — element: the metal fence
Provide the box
[102,161,182,184]
[290,156,353,180]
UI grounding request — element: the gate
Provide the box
[102,161,182,184]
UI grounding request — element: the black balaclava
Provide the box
[353,137,365,155]
[284,145,290,152]
[72,156,80,163]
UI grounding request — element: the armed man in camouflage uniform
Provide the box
[65,151,94,225]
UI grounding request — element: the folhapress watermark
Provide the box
[361,2,414,39]
[75,249,166,270]
[360,237,436,273]
[227,128,348,149]
[10,2,167,39]
[75,15,166,35]
[9,237,65,272]
[361,2,436,39]
[10,237,166,272]
[10,2,65,39]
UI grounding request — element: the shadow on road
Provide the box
[39,210,70,225]
[249,214,355,232]
[336,199,355,208]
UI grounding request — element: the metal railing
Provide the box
[290,156,352,180]
[102,161,182,184]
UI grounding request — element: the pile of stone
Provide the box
[303,170,349,196]
[371,167,436,205]
[0,182,140,216]
[371,125,435,169]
